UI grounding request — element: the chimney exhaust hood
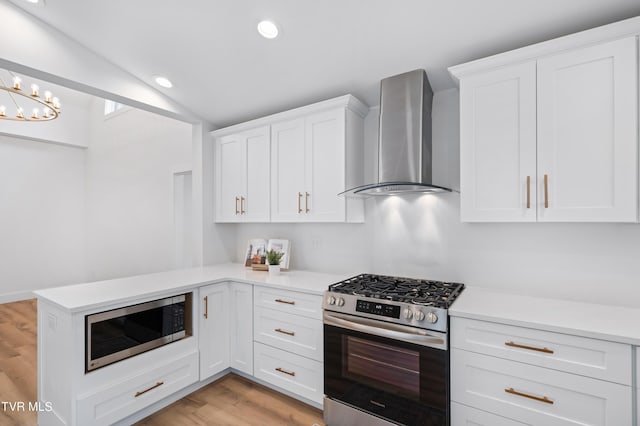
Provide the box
[340,69,451,197]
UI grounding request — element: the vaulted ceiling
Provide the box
[9,0,640,127]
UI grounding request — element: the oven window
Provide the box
[344,335,420,398]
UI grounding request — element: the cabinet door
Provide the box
[537,37,637,222]
[305,109,347,222]
[229,282,253,375]
[271,119,306,221]
[215,134,244,222]
[459,61,537,222]
[199,283,229,379]
[243,126,271,222]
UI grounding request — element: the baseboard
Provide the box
[0,291,35,304]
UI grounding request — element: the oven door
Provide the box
[324,311,448,426]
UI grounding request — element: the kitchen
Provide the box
[3,0,640,425]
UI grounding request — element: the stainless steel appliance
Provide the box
[339,69,452,197]
[86,293,190,372]
[323,274,464,426]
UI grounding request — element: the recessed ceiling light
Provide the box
[24,0,39,3]
[154,76,173,88]
[257,20,279,39]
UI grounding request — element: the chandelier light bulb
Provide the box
[30,84,39,97]
[52,97,60,109]
[16,107,24,119]
[43,108,51,118]
[32,108,39,119]
[13,76,21,90]
[44,91,52,103]
[0,106,5,117]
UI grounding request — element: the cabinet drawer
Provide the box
[254,306,323,361]
[77,351,198,426]
[451,349,631,426]
[254,287,322,319]
[254,342,323,404]
[451,317,631,385]
[451,402,531,426]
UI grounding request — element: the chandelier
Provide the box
[0,70,61,122]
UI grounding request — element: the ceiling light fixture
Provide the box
[154,76,173,88]
[0,69,61,122]
[24,0,39,3]
[257,20,279,39]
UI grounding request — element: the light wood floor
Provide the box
[0,299,324,426]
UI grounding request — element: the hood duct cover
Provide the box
[340,69,451,197]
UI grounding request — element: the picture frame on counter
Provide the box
[244,238,291,270]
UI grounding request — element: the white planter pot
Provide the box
[268,264,281,276]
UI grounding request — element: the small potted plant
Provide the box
[266,249,285,275]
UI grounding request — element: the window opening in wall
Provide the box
[104,99,125,115]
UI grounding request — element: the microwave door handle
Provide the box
[323,311,447,350]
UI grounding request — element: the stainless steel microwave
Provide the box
[85,294,191,372]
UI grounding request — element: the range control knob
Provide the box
[426,312,438,324]
[337,297,345,307]
[403,309,413,320]
[414,310,426,321]
[327,296,336,305]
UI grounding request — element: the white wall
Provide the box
[233,88,640,309]
[85,102,193,281]
[0,134,86,302]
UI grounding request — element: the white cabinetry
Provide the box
[199,283,230,379]
[214,126,270,222]
[452,36,638,222]
[451,317,633,426]
[229,282,253,375]
[252,287,324,404]
[213,95,367,224]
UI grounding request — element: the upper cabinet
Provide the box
[451,34,638,223]
[213,95,368,223]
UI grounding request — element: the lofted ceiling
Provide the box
[9,0,640,128]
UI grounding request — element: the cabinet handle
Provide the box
[305,192,310,213]
[505,387,554,405]
[275,298,295,305]
[275,328,295,336]
[235,196,240,215]
[240,196,246,214]
[505,341,554,354]
[297,192,303,214]
[544,174,549,208]
[204,295,209,319]
[275,367,296,377]
[135,381,164,398]
[526,176,531,209]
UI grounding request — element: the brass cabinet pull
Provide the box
[305,192,310,213]
[275,298,295,305]
[526,176,531,209]
[240,196,246,214]
[544,174,549,208]
[235,196,240,215]
[505,341,554,354]
[505,387,554,405]
[297,192,303,214]
[135,381,164,398]
[204,295,209,319]
[275,367,296,377]
[275,328,295,336]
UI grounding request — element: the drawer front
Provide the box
[77,351,198,426]
[254,287,322,319]
[451,349,632,426]
[451,317,631,385]
[451,402,531,426]
[254,342,323,404]
[254,306,323,361]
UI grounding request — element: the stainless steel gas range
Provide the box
[323,274,464,426]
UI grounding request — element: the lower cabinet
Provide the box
[77,351,199,426]
[451,402,531,426]
[229,282,254,375]
[253,342,323,403]
[199,283,230,379]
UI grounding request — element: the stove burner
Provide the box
[329,273,464,309]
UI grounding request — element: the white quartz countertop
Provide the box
[34,263,351,313]
[450,286,640,345]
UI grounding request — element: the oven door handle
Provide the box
[323,311,447,350]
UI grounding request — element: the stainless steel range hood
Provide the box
[340,69,451,197]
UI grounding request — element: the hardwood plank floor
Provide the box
[0,299,324,426]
